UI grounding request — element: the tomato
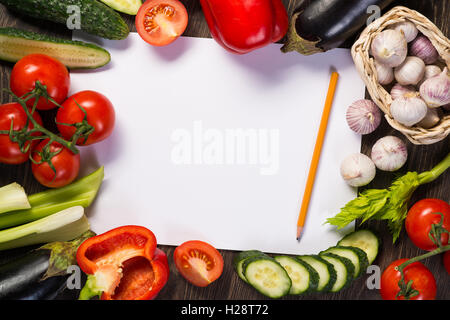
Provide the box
[10,54,70,110]
[31,139,80,188]
[444,251,450,275]
[0,103,43,164]
[56,91,115,146]
[136,0,188,46]
[380,259,436,300]
[405,199,450,251]
[174,240,224,287]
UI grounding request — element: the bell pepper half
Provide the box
[199,0,289,54]
[76,225,169,300]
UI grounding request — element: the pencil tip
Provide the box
[296,226,303,242]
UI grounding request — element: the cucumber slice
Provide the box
[297,255,336,292]
[337,229,380,264]
[233,250,266,282]
[243,255,291,299]
[320,245,369,278]
[274,256,319,295]
[0,28,110,69]
[99,0,142,15]
[319,253,354,292]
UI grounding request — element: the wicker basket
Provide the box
[351,6,450,145]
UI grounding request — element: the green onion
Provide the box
[0,206,90,251]
[0,166,104,230]
[0,183,31,214]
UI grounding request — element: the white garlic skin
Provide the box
[417,65,442,87]
[419,69,450,108]
[371,136,408,172]
[389,21,418,43]
[390,83,415,100]
[390,93,428,126]
[371,29,408,68]
[417,108,441,129]
[374,60,394,85]
[340,153,376,187]
[394,56,425,85]
[346,99,382,135]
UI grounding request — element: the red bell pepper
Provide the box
[76,225,169,300]
[199,0,289,54]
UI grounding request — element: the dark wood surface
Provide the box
[0,0,448,300]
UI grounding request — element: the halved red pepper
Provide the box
[76,225,169,300]
[199,0,289,54]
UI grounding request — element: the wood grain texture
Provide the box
[0,0,448,300]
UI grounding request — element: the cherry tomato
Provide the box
[31,139,80,188]
[405,199,450,251]
[174,240,224,287]
[444,251,450,275]
[10,54,70,110]
[136,0,188,47]
[0,103,43,164]
[380,259,436,300]
[56,91,115,146]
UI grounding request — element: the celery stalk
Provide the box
[0,206,90,251]
[0,167,104,230]
[0,183,31,214]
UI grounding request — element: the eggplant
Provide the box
[281,0,395,55]
[0,231,95,300]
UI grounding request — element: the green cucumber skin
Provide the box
[337,229,380,265]
[0,0,129,40]
[0,27,111,69]
[320,253,354,292]
[335,245,370,278]
[297,255,337,293]
[274,255,320,295]
[233,250,267,283]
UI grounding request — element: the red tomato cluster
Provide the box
[1,54,115,188]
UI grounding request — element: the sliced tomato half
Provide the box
[174,240,224,287]
[135,0,188,46]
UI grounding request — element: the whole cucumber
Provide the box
[0,0,129,40]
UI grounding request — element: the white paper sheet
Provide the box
[71,32,365,255]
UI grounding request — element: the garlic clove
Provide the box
[419,68,450,108]
[340,153,376,187]
[390,92,428,127]
[371,136,408,172]
[389,20,418,43]
[371,29,407,68]
[409,35,439,65]
[390,83,415,101]
[417,65,442,87]
[394,56,425,86]
[346,99,382,135]
[417,107,441,129]
[374,60,394,85]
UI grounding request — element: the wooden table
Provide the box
[0,0,448,300]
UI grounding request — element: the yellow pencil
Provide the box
[297,71,339,241]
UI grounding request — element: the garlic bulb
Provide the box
[374,60,394,85]
[346,99,382,135]
[371,136,407,172]
[394,56,425,85]
[390,83,415,100]
[417,65,442,87]
[417,108,441,129]
[410,35,439,65]
[389,21,418,43]
[419,68,450,108]
[390,92,427,126]
[371,29,407,67]
[340,153,376,187]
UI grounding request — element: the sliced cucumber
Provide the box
[337,229,380,264]
[320,245,369,278]
[243,255,291,299]
[233,250,266,282]
[99,0,142,15]
[274,256,319,295]
[319,253,354,292]
[0,28,111,69]
[297,255,336,292]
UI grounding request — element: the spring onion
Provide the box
[0,206,89,251]
[0,166,104,230]
[0,183,31,215]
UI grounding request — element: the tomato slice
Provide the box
[174,240,224,287]
[135,0,188,46]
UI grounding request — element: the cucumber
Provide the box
[0,0,129,40]
[337,229,380,264]
[233,250,266,283]
[320,245,369,278]
[319,253,354,292]
[297,255,336,292]
[243,255,292,299]
[274,256,319,295]
[99,0,142,15]
[0,28,110,69]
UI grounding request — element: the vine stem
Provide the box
[396,244,450,274]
